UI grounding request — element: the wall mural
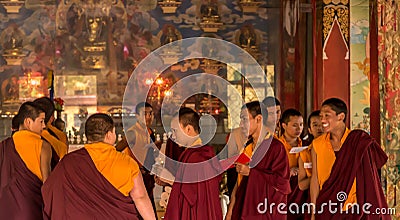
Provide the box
[350,0,370,132]
[0,0,276,104]
[0,0,282,135]
[378,0,400,216]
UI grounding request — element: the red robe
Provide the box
[42,148,140,219]
[0,137,43,220]
[164,138,185,176]
[164,145,223,220]
[232,137,291,220]
[316,130,390,220]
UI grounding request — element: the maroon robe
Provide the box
[232,137,291,220]
[164,138,185,176]
[42,148,140,219]
[287,176,309,220]
[316,130,390,220]
[0,137,43,220]
[164,145,223,220]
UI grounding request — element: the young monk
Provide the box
[298,110,323,191]
[0,102,52,220]
[279,108,308,220]
[163,107,223,220]
[226,101,290,220]
[310,98,390,219]
[34,97,68,169]
[42,113,155,219]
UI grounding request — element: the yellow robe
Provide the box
[13,130,43,181]
[313,128,357,208]
[42,130,67,159]
[85,142,140,196]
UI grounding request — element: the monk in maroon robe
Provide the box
[226,101,291,220]
[315,130,390,219]
[42,148,141,219]
[0,102,52,220]
[0,138,44,220]
[232,137,291,219]
[42,113,155,220]
[163,107,223,220]
[164,145,222,220]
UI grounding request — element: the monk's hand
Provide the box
[290,167,299,177]
[155,176,173,186]
[235,163,250,176]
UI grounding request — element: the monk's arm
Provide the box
[40,140,52,182]
[225,182,238,220]
[310,147,319,217]
[130,174,156,220]
[298,157,310,190]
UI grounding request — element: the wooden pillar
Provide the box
[313,0,350,123]
[369,0,380,141]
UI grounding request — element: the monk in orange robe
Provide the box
[311,98,390,219]
[0,102,52,220]
[278,108,309,220]
[115,102,159,219]
[298,110,323,191]
[42,113,155,219]
[226,101,290,220]
[34,97,68,169]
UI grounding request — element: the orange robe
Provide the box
[313,128,357,208]
[47,123,68,146]
[85,142,140,196]
[13,130,43,181]
[299,145,312,177]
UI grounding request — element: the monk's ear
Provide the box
[281,122,287,130]
[185,124,196,136]
[255,114,262,124]
[337,112,345,122]
[24,118,33,130]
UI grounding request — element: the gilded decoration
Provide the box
[323,4,349,44]
[378,0,400,212]
[323,0,348,4]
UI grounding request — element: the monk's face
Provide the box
[170,116,194,147]
[266,105,281,127]
[308,116,324,138]
[240,109,259,137]
[27,112,46,135]
[282,116,303,139]
[320,105,345,133]
[137,106,154,128]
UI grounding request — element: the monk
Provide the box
[226,101,290,220]
[225,127,252,196]
[262,96,282,137]
[115,101,158,218]
[0,102,52,220]
[278,108,309,219]
[42,113,155,220]
[298,110,323,191]
[163,107,223,220]
[34,97,68,169]
[310,98,390,219]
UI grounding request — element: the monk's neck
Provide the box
[283,133,298,147]
[329,123,346,143]
[252,127,269,146]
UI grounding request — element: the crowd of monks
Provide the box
[0,96,392,220]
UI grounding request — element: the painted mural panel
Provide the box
[378,0,400,215]
[350,0,370,132]
[0,0,290,137]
